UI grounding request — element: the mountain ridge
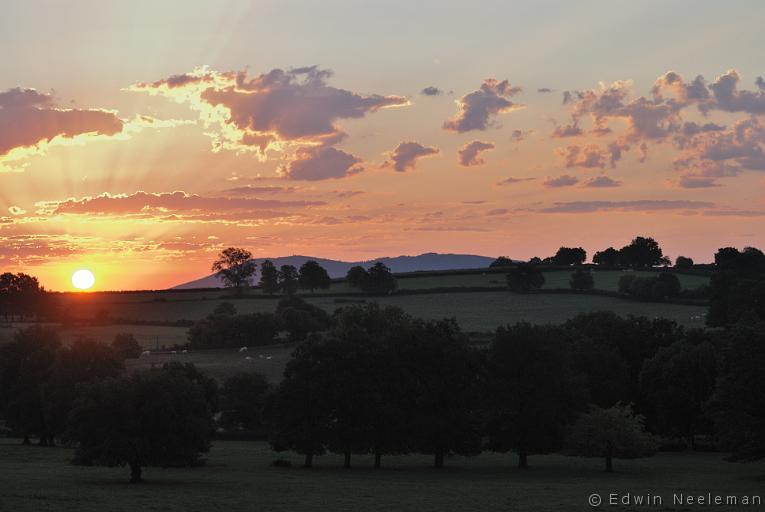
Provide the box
[171,252,496,289]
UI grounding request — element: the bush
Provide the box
[111,333,142,360]
[188,311,281,349]
[618,272,681,301]
[506,264,545,293]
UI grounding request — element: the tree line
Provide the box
[3,301,763,481]
[211,248,397,296]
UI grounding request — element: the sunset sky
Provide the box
[2,0,765,291]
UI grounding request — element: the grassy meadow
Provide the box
[0,439,762,512]
[34,268,709,330]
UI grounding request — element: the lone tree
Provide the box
[278,265,299,296]
[569,268,595,291]
[212,248,256,295]
[566,403,656,472]
[506,264,545,293]
[67,366,215,483]
[298,260,332,292]
[259,260,280,295]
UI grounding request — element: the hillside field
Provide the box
[0,439,761,512]
[0,269,710,349]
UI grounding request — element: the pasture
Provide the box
[0,269,710,351]
[0,439,761,512]
[46,268,708,328]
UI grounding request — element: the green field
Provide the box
[0,439,761,512]
[0,269,710,349]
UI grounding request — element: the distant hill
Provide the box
[172,253,496,289]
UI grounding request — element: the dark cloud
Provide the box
[582,176,622,188]
[443,79,523,132]
[132,66,407,155]
[220,185,297,195]
[384,141,439,172]
[551,122,583,138]
[486,208,508,216]
[708,69,765,114]
[457,140,495,166]
[0,87,124,158]
[543,174,579,187]
[421,86,443,96]
[670,176,722,189]
[510,129,531,142]
[495,176,535,186]
[280,146,363,181]
[540,199,713,213]
[44,191,322,216]
[757,76,765,91]
[537,88,553,93]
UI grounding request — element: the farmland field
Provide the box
[0,269,710,348]
[50,269,709,326]
[0,439,761,512]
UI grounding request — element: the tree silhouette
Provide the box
[278,265,299,296]
[67,366,215,483]
[110,333,142,360]
[0,325,61,445]
[675,256,694,268]
[366,263,397,294]
[489,256,513,268]
[506,264,545,293]
[212,248,256,295]
[707,322,765,461]
[219,372,271,431]
[593,247,620,266]
[566,403,656,472]
[552,247,587,266]
[618,237,669,269]
[345,266,368,290]
[298,260,331,292]
[486,323,585,468]
[639,335,716,447]
[259,260,280,295]
[42,338,123,444]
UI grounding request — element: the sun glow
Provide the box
[71,269,96,290]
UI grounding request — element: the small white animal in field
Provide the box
[239,347,248,352]
[171,350,177,354]
[258,354,264,359]
[266,356,272,360]
[245,356,253,361]
[141,350,151,357]
[181,350,188,353]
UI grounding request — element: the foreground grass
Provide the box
[0,439,762,512]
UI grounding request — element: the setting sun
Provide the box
[71,269,96,290]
